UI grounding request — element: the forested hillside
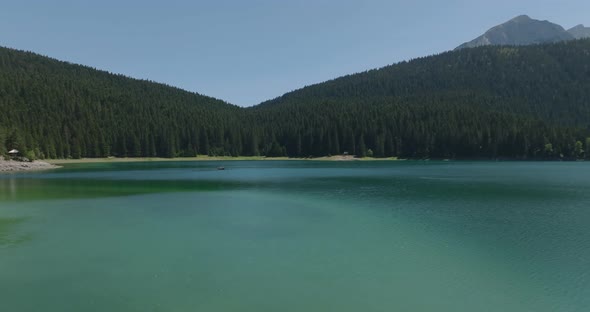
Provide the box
[0,47,248,159]
[251,39,590,159]
[1,41,590,160]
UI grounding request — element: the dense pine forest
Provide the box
[1,40,590,160]
[0,47,245,159]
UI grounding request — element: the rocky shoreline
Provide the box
[0,158,60,172]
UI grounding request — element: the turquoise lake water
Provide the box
[1,161,589,311]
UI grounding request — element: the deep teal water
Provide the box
[1,161,589,311]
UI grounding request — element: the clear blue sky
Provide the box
[1,0,588,106]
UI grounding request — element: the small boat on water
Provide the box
[217,166,225,170]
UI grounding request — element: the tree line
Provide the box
[1,40,590,160]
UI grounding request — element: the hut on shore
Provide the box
[8,149,19,159]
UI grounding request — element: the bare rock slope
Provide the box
[457,15,588,50]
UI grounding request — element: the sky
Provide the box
[1,0,589,106]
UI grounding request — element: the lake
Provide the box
[1,161,589,311]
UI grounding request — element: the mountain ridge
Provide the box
[568,24,590,39]
[457,15,588,49]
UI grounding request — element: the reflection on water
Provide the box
[0,177,18,201]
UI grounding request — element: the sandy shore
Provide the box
[0,159,61,172]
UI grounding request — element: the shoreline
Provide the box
[44,156,587,166]
[45,155,401,165]
[1,155,403,172]
[0,159,61,172]
[2,155,585,170]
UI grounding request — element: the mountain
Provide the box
[456,15,575,49]
[2,40,590,160]
[567,24,590,39]
[254,39,590,159]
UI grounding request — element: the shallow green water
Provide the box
[1,161,589,311]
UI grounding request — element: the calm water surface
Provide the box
[1,161,589,311]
